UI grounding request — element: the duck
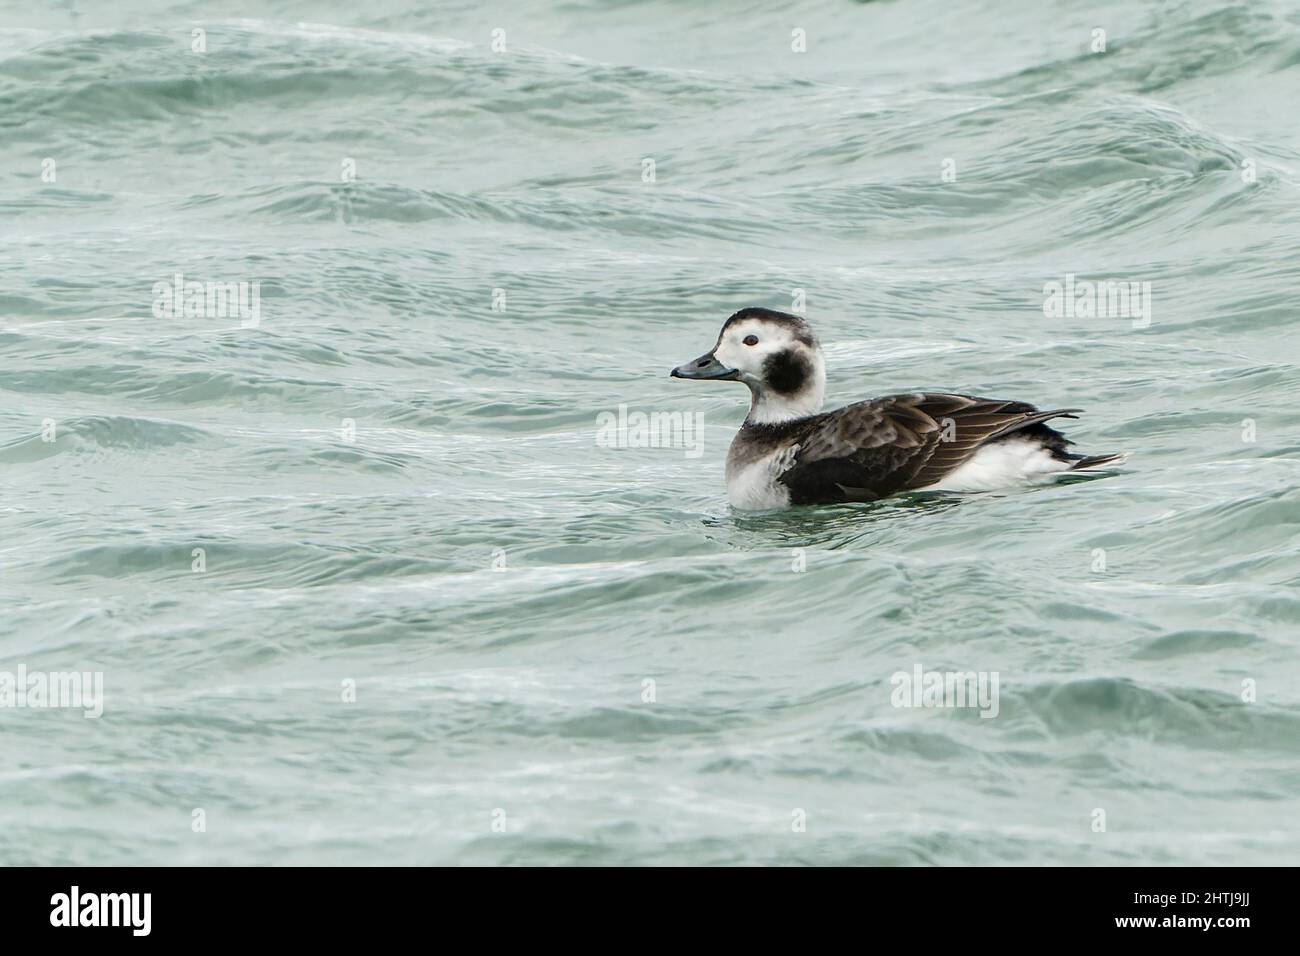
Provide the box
[670,307,1125,510]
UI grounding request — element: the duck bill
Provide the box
[671,351,738,380]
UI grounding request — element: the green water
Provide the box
[2,0,1299,865]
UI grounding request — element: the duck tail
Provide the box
[1070,452,1127,470]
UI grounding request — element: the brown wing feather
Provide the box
[777,393,1081,503]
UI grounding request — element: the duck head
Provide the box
[670,307,826,424]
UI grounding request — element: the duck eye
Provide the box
[743,334,759,346]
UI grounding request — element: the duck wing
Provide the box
[775,392,1081,503]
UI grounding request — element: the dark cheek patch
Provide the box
[763,349,811,394]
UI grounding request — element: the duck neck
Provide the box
[744,366,826,425]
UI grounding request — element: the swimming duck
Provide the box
[670,308,1124,510]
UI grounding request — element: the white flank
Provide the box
[926,438,1073,493]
